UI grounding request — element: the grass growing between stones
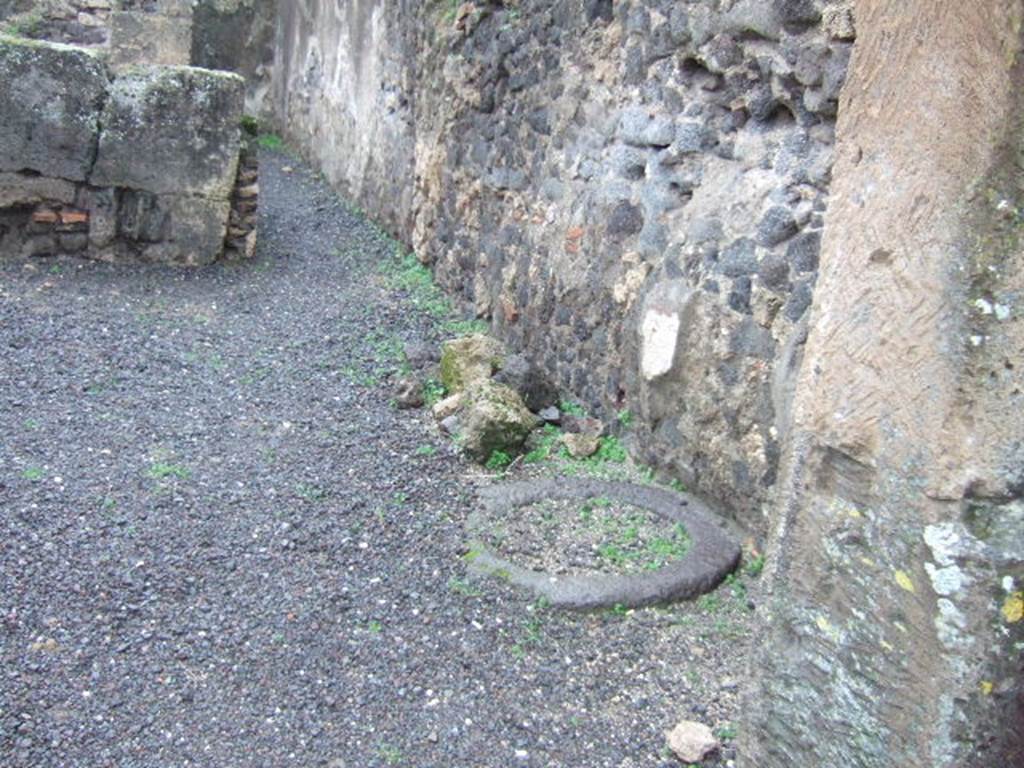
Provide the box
[145,462,191,481]
[1,11,43,39]
[379,249,453,319]
[519,426,643,483]
[476,495,692,577]
[377,245,489,336]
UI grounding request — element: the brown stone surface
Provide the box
[0,36,247,266]
[744,3,1024,766]
[108,10,192,68]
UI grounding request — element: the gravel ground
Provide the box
[0,152,760,768]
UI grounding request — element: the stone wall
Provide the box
[191,0,276,119]
[0,0,112,47]
[108,0,193,68]
[274,0,417,240]
[0,35,247,265]
[744,2,1024,765]
[274,0,854,533]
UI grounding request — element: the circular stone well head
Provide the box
[465,477,741,610]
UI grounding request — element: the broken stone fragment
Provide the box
[439,414,461,436]
[561,432,601,459]
[666,720,719,763]
[392,376,424,410]
[403,340,438,370]
[560,413,604,437]
[439,334,506,394]
[458,380,540,462]
[432,393,464,422]
[538,406,561,424]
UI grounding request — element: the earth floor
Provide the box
[0,151,760,768]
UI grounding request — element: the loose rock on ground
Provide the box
[0,151,757,767]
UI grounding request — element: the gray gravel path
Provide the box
[1,153,756,768]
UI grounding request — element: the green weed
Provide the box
[423,379,446,407]
[257,133,285,151]
[485,450,513,471]
[22,467,44,482]
[448,577,482,597]
[378,743,403,765]
[379,251,452,318]
[240,115,260,136]
[295,483,329,501]
[443,318,490,337]
[523,424,561,463]
[698,594,722,613]
[2,11,42,38]
[146,463,191,481]
[560,400,586,417]
[716,724,738,742]
[590,435,627,464]
[745,553,766,578]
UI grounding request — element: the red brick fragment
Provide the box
[32,208,59,224]
[59,209,89,225]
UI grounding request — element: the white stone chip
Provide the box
[640,309,680,381]
[666,720,719,763]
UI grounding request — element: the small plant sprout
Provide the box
[377,743,403,765]
[745,553,766,578]
[146,462,191,481]
[448,577,482,597]
[422,379,446,406]
[257,133,285,151]
[560,400,586,417]
[485,450,513,471]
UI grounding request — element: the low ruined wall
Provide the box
[0,0,111,47]
[0,35,246,265]
[1,0,275,117]
[274,0,855,533]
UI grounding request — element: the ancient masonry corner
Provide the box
[0,0,260,266]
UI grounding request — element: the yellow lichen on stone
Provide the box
[894,569,916,593]
[1002,591,1024,623]
[816,616,841,641]
[980,680,994,696]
